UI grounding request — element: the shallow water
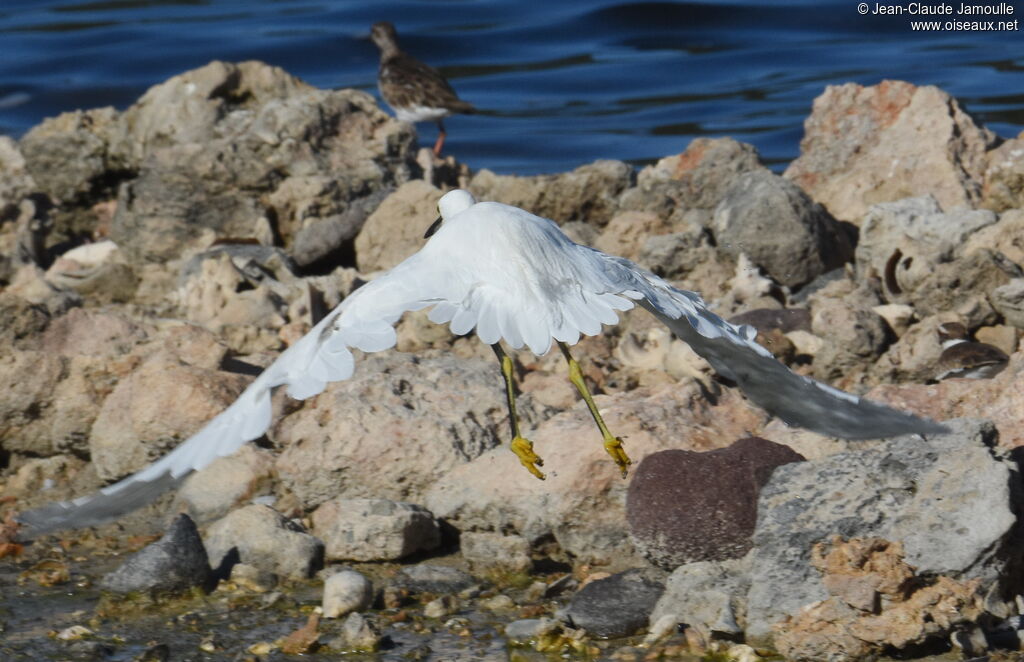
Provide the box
[0,1,1022,173]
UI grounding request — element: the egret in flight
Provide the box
[17,189,946,535]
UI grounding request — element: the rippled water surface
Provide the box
[0,0,1022,174]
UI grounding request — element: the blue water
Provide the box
[0,0,1021,174]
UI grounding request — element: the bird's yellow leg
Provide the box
[558,341,631,477]
[492,344,545,480]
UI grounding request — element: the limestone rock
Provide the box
[90,353,250,481]
[992,279,1024,329]
[177,445,276,523]
[594,211,673,261]
[322,570,373,619]
[460,532,533,573]
[620,137,769,217]
[855,196,1008,324]
[649,555,752,636]
[982,133,1024,212]
[784,81,996,222]
[203,504,324,580]
[109,61,415,263]
[773,537,987,661]
[712,171,852,288]
[470,159,633,227]
[273,352,545,509]
[20,107,122,204]
[354,180,441,273]
[310,498,440,562]
[426,381,769,564]
[809,300,890,381]
[101,514,210,594]
[626,438,805,568]
[745,419,1019,640]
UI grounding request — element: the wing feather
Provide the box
[583,250,947,439]
[16,255,449,536]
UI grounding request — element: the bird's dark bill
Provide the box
[424,216,443,238]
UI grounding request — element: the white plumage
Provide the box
[17,189,947,535]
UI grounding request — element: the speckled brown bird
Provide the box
[934,321,1009,381]
[370,21,476,156]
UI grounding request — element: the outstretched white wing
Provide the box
[16,252,447,536]
[587,250,948,440]
[18,197,947,536]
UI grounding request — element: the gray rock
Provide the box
[983,135,1024,212]
[619,137,769,217]
[177,446,275,523]
[992,279,1024,329]
[330,612,381,652]
[19,107,122,203]
[290,188,390,269]
[563,568,666,638]
[504,618,549,644]
[809,299,891,381]
[627,438,805,568]
[729,308,811,334]
[745,418,1020,640]
[460,531,532,573]
[393,564,475,595]
[322,570,373,619]
[101,514,210,594]
[311,498,440,562]
[203,504,324,580]
[229,563,277,592]
[712,171,852,288]
[854,196,1008,324]
[648,556,751,636]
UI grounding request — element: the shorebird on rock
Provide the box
[934,321,1009,381]
[370,21,476,157]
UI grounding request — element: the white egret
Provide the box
[17,189,946,535]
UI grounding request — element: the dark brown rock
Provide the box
[626,437,805,569]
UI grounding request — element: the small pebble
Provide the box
[481,594,515,611]
[55,625,93,640]
[322,570,373,619]
[423,595,458,619]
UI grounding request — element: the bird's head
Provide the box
[370,22,399,54]
[937,321,968,347]
[425,189,477,238]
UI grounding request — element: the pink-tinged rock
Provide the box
[272,352,546,509]
[784,81,997,223]
[40,307,148,358]
[627,437,805,569]
[89,353,251,481]
[425,381,769,565]
[867,353,1024,448]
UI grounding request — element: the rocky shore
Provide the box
[1,61,1023,661]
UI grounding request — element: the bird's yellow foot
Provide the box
[604,436,631,478]
[511,436,545,480]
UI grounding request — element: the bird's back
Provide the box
[379,53,475,115]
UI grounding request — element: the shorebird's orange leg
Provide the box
[433,120,447,156]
